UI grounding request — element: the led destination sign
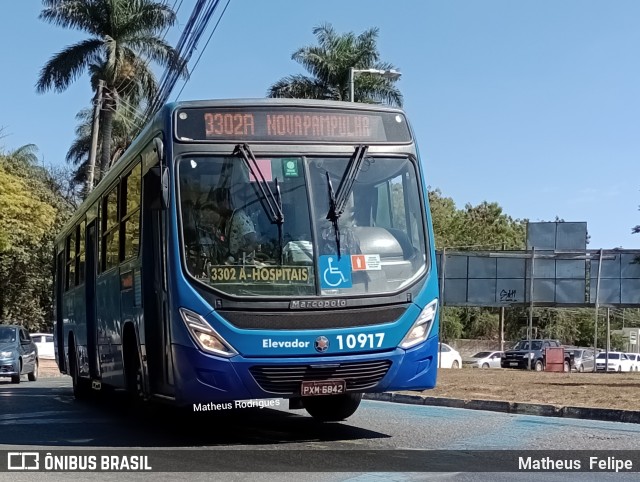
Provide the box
[176,106,412,143]
[209,265,311,284]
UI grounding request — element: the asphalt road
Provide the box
[1,377,640,481]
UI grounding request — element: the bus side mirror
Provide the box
[154,137,164,164]
[147,165,169,211]
[160,166,169,209]
[152,138,169,210]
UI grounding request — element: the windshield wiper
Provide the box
[233,144,284,225]
[233,144,285,263]
[325,145,369,259]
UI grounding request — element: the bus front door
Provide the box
[85,221,100,379]
[142,167,173,396]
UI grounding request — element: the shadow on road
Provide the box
[0,379,389,448]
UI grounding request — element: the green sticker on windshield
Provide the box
[282,158,299,177]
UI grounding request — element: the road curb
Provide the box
[363,392,640,424]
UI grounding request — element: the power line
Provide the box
[174,0,231,101]
[144,0,229,121]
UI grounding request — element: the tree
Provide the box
[428,189,526,250]
[36,0,184,183]
[0,145,74,330]
[66,102,141,193]
[268,23,402,106]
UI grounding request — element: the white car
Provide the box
[30,333,55,360]
[625,353,640,371]
[595,352,633,372]
[438,343,462,369]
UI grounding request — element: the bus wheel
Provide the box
[124,343,144,405]
[28,359,38,381]
[302,393,363,422]
[70,346,91,400]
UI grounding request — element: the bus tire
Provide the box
[302,392,363,422]
[123,333,144,405]
[28,359,38,381]
[69,339,91,400]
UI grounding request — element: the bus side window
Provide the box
[122,162,142,260]
[77,220,86,285]
[65,232,75,291]
[101,186,119,271]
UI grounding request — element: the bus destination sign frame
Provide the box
[175,106,412,144]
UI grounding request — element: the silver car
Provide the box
[462,351,503,369]
[0,325,39,383]
[571,348,595,372]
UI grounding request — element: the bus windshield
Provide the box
[178,154,428,297]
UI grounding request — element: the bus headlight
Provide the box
[179,308,238,357]
[399,299,438,349]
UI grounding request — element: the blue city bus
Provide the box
[54,98,439,421]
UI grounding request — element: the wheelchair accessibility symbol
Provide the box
[319,255,352,289]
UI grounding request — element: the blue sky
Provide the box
[1,0,639,249]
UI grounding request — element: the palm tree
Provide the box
[36,0,185,182]
[67,101,140,192]
[268,23,402,106]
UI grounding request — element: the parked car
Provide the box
[625,353,640,371]
[438,343,462,369]
[595,352,633,372]
[0,325,39,383]
[462,351,503,369]
[570,348,595,373]
[30,333,55,360]
[501,339,573,371]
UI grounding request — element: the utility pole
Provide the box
[500,242,506,352]
[500,306,505,352]
[606,307,610,354]
[438,247,446,369]
[86,80,104,193]
[592,249,603,372]
[527,247,535,370]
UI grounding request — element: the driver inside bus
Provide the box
[208,186,259,263]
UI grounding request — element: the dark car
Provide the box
[0,325,39,383]
[501,339,573,371]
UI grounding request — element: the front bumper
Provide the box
[171,336,439,406]
[501,358,535,369]
[0,359,18,377]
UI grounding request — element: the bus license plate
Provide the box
[301,380,346,396]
